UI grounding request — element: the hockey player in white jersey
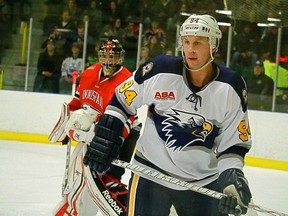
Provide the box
[84,14,253,215]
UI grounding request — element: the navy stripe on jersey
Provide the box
[134,55,183,84]
[216,63,248,112]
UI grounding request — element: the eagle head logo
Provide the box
[158,108,213,151]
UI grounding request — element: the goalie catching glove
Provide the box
[218,168,252,215]
[64,108,97,143]
[83,114,125,174]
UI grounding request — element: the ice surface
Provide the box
[0,140,287,216]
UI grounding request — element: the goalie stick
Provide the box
[61,71,79,197]
[111,159,288,216]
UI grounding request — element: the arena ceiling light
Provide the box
[267,17,281,22]
[180,12,192,17]
[215,10,232,15]
[218,22,231,26]
[257,23,277,27]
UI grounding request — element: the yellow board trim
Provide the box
[245,156,288,171]
[0,131,77,146]
[0,131,287,171]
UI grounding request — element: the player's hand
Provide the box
[83,114,124,174]
[65,109,96,132]
[218,168,252,215]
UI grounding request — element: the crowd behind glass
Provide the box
[0,0,288,112]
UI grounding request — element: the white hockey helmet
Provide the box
[180,14,222,50]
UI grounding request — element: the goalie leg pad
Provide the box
[85,166,128,216]
[56,142,126,216]
[49,103,70,143]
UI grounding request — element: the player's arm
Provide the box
[83,72,144,173]
[217,82,252,215]
[217,143,252,215]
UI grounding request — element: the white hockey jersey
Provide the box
[61,56,84,77]
[105,54,252,190]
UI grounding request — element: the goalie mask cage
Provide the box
[224,0,288,27]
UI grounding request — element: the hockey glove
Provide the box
[218,168,252,215]
[83,114,124,174]
[65,108,97,142]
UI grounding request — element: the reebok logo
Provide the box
[102,190,123,215]
[154,91,176,101]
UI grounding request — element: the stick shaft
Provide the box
[111,159,288,216]
[62,71,79,196]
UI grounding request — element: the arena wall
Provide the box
[0,90,287,170]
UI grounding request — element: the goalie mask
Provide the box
[98,39,125,77]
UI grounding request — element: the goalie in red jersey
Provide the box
[50,39,141,216]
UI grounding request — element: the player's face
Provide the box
[99,53,121,77]
[99,54,118,65]
[253,65,264,76]
[182,36,211,70]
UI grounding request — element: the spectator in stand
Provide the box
[230,22,259,80]
[139,0,155,29]
[83,0,103,39]
[276,89,288,112]
[73,0,90,10]
[165,47,174,56]
[100,17,125,42]
[192,0,218,17]
[122,18,139,46]
[42,0,64,36]
[169,1,194,43]
[258,0,280,23]
[33,39,63,93]
[60,42,84,94]
[70,23,94,55]
[153,0,177,31]
[62,0,83,25]
[173,2,190,27]
[247,60,274,110]
[237,0,259,23]
[143,20,166,50]
[138,46,150,66]
[122,17,139,69]
[145,33,164,58]
[102,0,123,26]
[43,8,77,37]
[259,26,279,62]
[121,0,141,20]
[42,9,77,56]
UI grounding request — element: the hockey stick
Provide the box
[61,71,79,196]
[111,159,288,216]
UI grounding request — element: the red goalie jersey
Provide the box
[68,62,135,138]
[53,39,140,216]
